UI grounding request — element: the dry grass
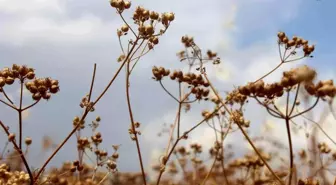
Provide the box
[1,1,336,185]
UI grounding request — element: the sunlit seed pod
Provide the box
[0,77,5,87]
[28,85,38,94]
[150,11,159,20]
[26,72,35,80]
[38,86,47,93]
[112,153,119,159]
[302,39,308,45]
[277,32,285,39]
[42,92,51,100]
[8,133,15,142]
[134,122,140,128]
[167,12,175,21]
[25,137,32,145]
[292,35,298,41]
[308,45,315,53]
[163,69,170,76]
[152,37,159,45]
[107,160,117,169]
[145,24,154,35]
[12,70,19,78]
[287,40,295,47]
[18,65,29,76]
[138,25,145,33]
[124,1,131,9]
[51,79,59,86]
[121,24,129,32]
[110,0,117,8]
[95,132,102,139]
[32,93,42,101]
[12,64,20,71]
[73,160,79,166]
[50,85,59,94]
[96,116,101,122]
[70,165,76,172]
[282,36,289,44]
[5,77,15,85]
[77,165,84,172]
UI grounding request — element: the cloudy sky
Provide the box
[1,0,336,178]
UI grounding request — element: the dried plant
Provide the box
[1,1,336,185]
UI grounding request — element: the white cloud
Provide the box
[0,0,63,14]
[0,14,119,45]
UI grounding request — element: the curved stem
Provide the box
[253,62,283,83]
[159,80,179,102]
[204,74,285,185]
[0,98,17,109]
[34,64,98,183]
[285,117,294,185]
[289,84,300,117]
[125,61,147,185]
[290,97,319,119]
[18,78,24,149]
[0,120,33,185]
[22,100,40,111]
[1,87,14,104]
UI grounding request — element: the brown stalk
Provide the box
[125,59,147,185]
[0,120,34,185]
[203,74,285,185]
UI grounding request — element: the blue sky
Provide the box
[1,0,336,179]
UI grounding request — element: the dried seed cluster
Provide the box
[317,142,331,154]
[298,178,320,185]
[229,153,271,169]
[305,79,336,98]
[181,35,195,48]
[230,110,250,128]
[238,66,335,99]
[226,89,248,105]
[277,32,315,56]
[112,1,174,51]
[109,0,131,12]
[0,65,34,88]
[25,77,59,101]
[281,65,317,87]
[152,66,211,101]
[238,80,284,99]
[128,121,141,140]
[0,164,30,185]
[0,65,59,101]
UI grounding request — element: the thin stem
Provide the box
[92,38,140,106]
[0,120,33,185]
[252,62,283,84]
[1,87,14,104]
[253,97,284,118]
[18,78,24,149]
[118,12,137,37]
[301,114,336,147]
[204,74,285,185]
[126,61,147,185]
[97,172,110,185]
[177,83,182,138]
[289,84,300,117]
[34,63,98,183]
[0,98,17,109]
[290,97,319,119]
[159,80,179,102]
[285,117,294,185]
[201,155,217,185]
[22,100,40,111]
